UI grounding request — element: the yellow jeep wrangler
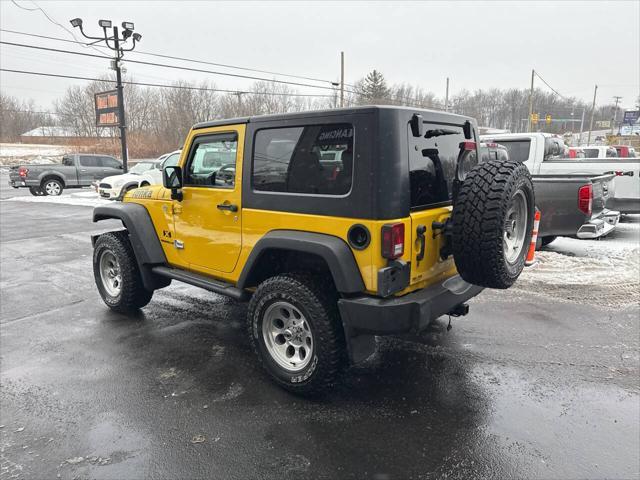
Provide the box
[92,106,534,394]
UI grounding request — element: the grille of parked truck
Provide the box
[91,106,536,394]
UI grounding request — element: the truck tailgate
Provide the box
[533,173,616,238]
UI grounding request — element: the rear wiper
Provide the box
[425,129,458,138]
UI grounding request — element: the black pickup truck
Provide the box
[8,153,122,196]
[479,143,619,247]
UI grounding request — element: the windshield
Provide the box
[129,162,155,174]
[162,153,180,168]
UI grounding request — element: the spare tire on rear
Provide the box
[451,159,535,289]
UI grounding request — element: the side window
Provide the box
[100,157,121,168]
[62,156,74,166]
[79,155,99,167]
[184,133,237,188]
[253,123,353,195]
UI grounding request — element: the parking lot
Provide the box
[0,173,638,479]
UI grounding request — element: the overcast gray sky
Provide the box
[1,0,639,110]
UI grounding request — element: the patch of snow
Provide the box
[2,192,110,208]
[0,143,70,157]
[513,216,640,308]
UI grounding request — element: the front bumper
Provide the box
[576,210,620,239]
[338,275,484,363]
[99,187,120,199]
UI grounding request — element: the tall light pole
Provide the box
[70,18,141,173]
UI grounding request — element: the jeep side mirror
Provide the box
[163,166,183,201]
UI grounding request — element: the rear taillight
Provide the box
[460,141,477,151]
[578,184,592,216]
[18,167,28,178]
[381,223,405,260]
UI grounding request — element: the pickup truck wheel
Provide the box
[248,274,345,395]
[28,187,44,196]
[451,159,535,289]
[93,231,153,313]
[42,179,63,196]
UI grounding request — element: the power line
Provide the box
[10,0,105,55]
[0,68,335,97]
[1,40,349,93]
[0,38,446,110]
[534,70,569,100]
[0,28,340,86]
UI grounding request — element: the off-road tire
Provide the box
[451,159,535,289]
[28,186,44,196]
[41,178,63,196]
[93,231,153,313]
[248,273,346,395]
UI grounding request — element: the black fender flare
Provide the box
[92,202,170,290]
[237,230,365,293]
[115,182,140,201]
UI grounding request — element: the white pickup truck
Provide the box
[481,133,640,214]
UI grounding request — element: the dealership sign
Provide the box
[622,110,639,125]
[94,90,120,127]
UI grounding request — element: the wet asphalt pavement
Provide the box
[1,175,639,479]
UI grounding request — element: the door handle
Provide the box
[80,169,87,172]
[217,203,238,212]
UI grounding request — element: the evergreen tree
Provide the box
[358,70,390,104]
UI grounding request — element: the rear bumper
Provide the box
[8,178,35,187]
[608,197,640,215]
[338,275,484,363]
[577,210,620,239]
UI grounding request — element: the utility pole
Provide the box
[611,95,622,135]
[340,51,345,108]
[578,108,586,146]
[527,69,535,132]
[234,91,245,116]
[444,77,450,112]
[587,84,598,145]
[70,18,141,173]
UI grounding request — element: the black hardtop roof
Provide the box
[192,105,472,130]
